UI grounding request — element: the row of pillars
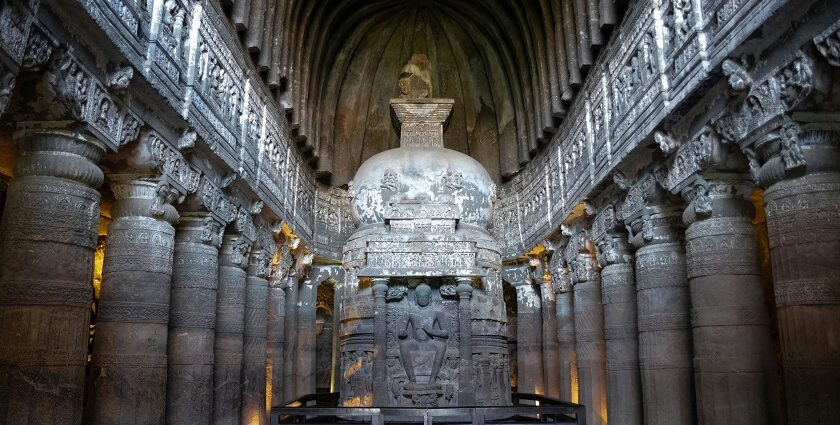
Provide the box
[509,130,840,425]
[0,129,317,425]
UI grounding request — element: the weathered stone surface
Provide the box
[241,248,270,425]
[91,179,178,425]
[0,129,103,425]
[166,215,221,425]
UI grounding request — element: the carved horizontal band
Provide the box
[607,359,641,371]
[0,349,86,366]
[691,305,769,328]
[170,311,216,329]
[0,278,92,307]
[693,356,764,373]
[168,353,215,366]
[14,152,104,188]
[93,353,167,367]
[638,312,690,331]
[604,326,638,340]
[775,278,840,306]
[97,302,170,324]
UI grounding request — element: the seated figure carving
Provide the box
[397,283,449,391]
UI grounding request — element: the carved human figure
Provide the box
[397,283,449,388]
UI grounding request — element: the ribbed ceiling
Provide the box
[225,0,625,186]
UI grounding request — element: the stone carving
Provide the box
[398,53,433,99]
[814,19,840,66]
[396,284,449,401]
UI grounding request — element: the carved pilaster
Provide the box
[565,227,607,425]
[0,128,104,425]
[214,232,253,425]
[91,178,179,425]
[592,204,642,425]
[455,278,474,405]
[617,170,695,425]
[241,246,270,425]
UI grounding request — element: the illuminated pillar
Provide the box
[539,275,561,399]
[569,246,607,425]
[266,274,286,409]
[594,225,642,425]
[167,215,223,425]
[0,128,104,425]
[214,233,252,425]
[282,275,299,402]
[552,263,578,402]
[514,280,544,396]
[241,248,270,425]
[294,274,317,398]
[91,178,179,425]
[628,206,695,425]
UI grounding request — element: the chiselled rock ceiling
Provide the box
[224,0,626,186]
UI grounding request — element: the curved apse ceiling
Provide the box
[224,0,626,186]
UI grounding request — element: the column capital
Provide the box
[109,177,180,224]
[455,278,473,298]
[174,212,225,247]
[592,203,633,266]
[246,248,272,278]
[12,126,105,187]
[219,233,253,268]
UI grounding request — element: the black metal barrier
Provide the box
[271,393,586,425]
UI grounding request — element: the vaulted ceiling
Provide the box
[224,0,626,186]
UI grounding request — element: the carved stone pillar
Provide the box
[456,277,474,405]
[91,178,179,425]
[214,233,252,425]
[551,259,578,402]
[241,247,271,425]
[567,232,608,425]
[166,214,223,425]
[294,274,317,398]
[266,273,287,409]
[282,275,299,401]
[712,54,840,424]
[0,128,104,425]
[680,176,776,425]
[538,271,561,399]
[760,130,840,423]
[371,278,389,405]
[626,204,695,425]
[593,204,642,425]
[514,279,545,396]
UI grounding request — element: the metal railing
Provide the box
[271,392,586,425]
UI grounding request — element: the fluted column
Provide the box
[266,274,286,409]
[0,128,104,425]
[627,204,695,425]
[294,274,317,398]
[167,215,223,425]
[214,233,252,425]
[551,260,578,402]
[371,278,389,405]
[593,209,642,425]
[680,176,776,425]
[514,280,545,396]
[539,276,561,399]
[567,234,608,425]
[91,178,179,425]
[759,130,840,423]
[241,248,271,425]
